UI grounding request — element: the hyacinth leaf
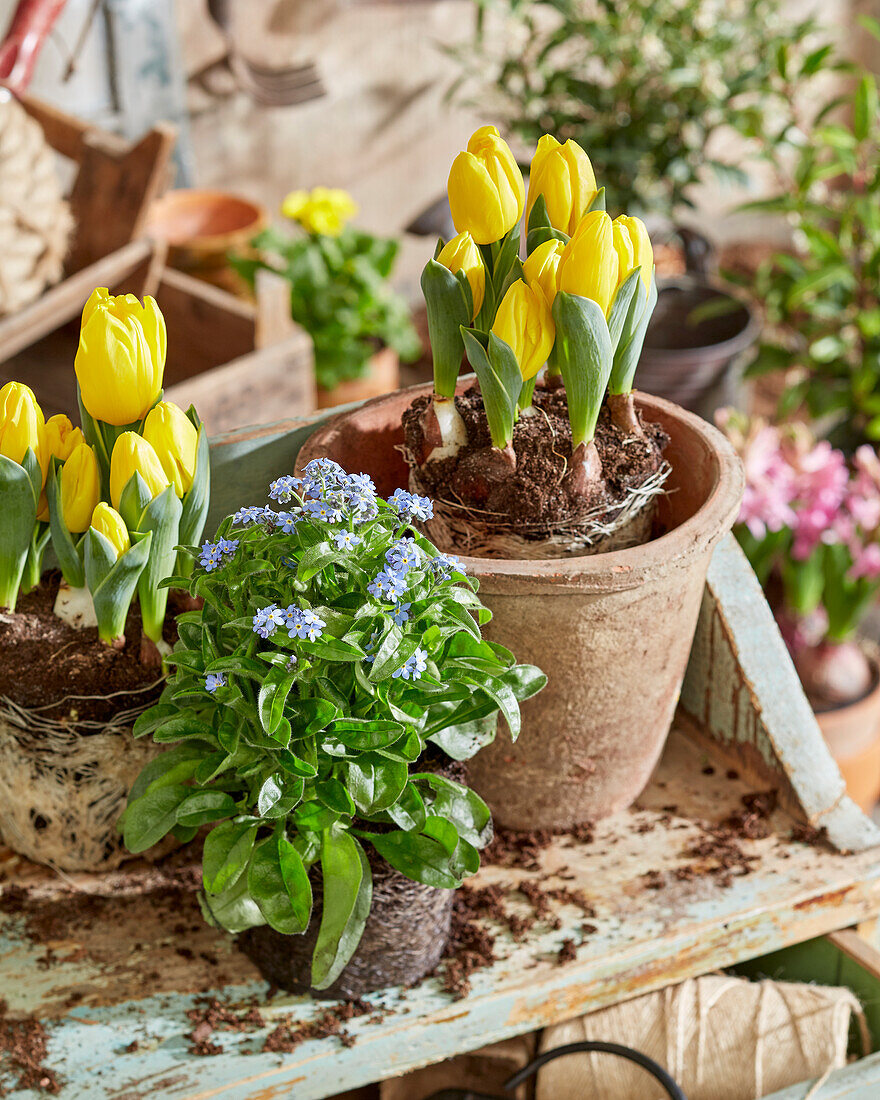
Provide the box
[420,257,471,400]
[179,410,211,568]
[311,829,372,989]
[136,484,184,646]
[85,527,152,644]
[461,328,519,449]
[0,452,39,611]
[587,187,607,213]
[47,462,86,588]
[553,291,614,447]
[526,193,569,255]
[607,268,642,352]
[610,272,659,396]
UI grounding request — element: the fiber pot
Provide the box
[296,384,744,828]
[316,345,400,410]
[815,652,880,815]
[238,844,454,998]
[638,276,759,422]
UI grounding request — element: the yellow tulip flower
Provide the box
[447,125,525,245]
[45,414,84,463]
[491,279,555,381]
[142,401,198,498]
[74,287,166,426]
[612,215,654,292]
[90,502,130,560]
[523,238,564,307]
[110,432,170,511]
[0,381,47,484]
[60,442,101,533]
[526,135,598,236]
[281,187,358,236]
[437,231,486,318]
[557,211,619,316]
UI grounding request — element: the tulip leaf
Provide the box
[119,472,155,534]
[137,484,183,645]
[179,415,211,549]
[420,258,471,399]
[526,194,569,255]
[552,291,613,447]
[461,328,518,449]
[607,268,642,352]
[85,528,152,644]
[587,187,607,213]
[610,272,659,396]
[47,462,85,589]
[0,454,38,611]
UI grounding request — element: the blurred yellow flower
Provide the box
[491,279,555,381]
[448,125,524,245]
[526,135,598,236]
[90,502,130,560]
[557,211,619,316]
[74,288,166,426]
[0,381,47,483]
[437,231,486,318]
[281,187,358,236]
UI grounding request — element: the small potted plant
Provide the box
[741,41,880,452]
[233,186,421,408]
[0,288,210,872]
[121,459,544,996]
[296,126,744,829]
[720,410,880,812]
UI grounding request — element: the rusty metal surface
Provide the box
[1,732,879,1098]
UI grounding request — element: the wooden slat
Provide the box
[0,239,160,365]
[828,928,880,982]
[761,1053,880,1099]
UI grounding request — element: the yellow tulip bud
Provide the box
[612,215,654,292]
[448,125,525,246]
[90,502,130,561]
[60,442,101,533]
[436,231,486,319]
[523,238,564,307]
[491,279,555,381]
[142,401,198,498]
[45,414,84,463]
[281,187,358,236]
[110,432,170,511]
[74,287,166,426]
[526,135,598,236]
[0,381,47,484]
[557,211,619,316]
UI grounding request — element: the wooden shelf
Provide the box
[1,729,879,1099]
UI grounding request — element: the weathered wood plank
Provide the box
[2,733,879,1099]
[761,1052,880,1099]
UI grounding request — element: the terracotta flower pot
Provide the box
[296,384,744,828]
[816,657,880,815]
[316,345,400,410]
[238,847,454,998]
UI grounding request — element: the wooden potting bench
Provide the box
[2,408,880,1099]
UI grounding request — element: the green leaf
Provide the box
[0,453,39,610]
[179,417,210,547]
[248,833,312,934]
[202,820,258,894]
[552,291,613,445]
[420,257,471,399]
[369,824,472,888]
[86,528,152,644]
[386,782,427,831]
[316,777,357,816]
[344,756,408,814]
[258,668,296,736]
[200,874,265,934]
[461,328,518,450]
[311,830,372,990]
[137,484,184,644]
[128,743,207,802]
[327,718,405,750]
[46,463,85,588]
[257,774,283,816]
[414,773,492,847]
[176,789,237,827]
[854,73,878,142]
[123,784,188,853]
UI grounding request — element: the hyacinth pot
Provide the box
[296,383,744,828]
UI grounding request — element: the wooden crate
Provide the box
[0,95,176,362]
[0,240,316,434]
[0,409,878,1098]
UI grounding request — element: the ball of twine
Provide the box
[0,97,73,316]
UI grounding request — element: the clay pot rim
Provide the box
[296,380,744,592]
[146,188,268,251]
